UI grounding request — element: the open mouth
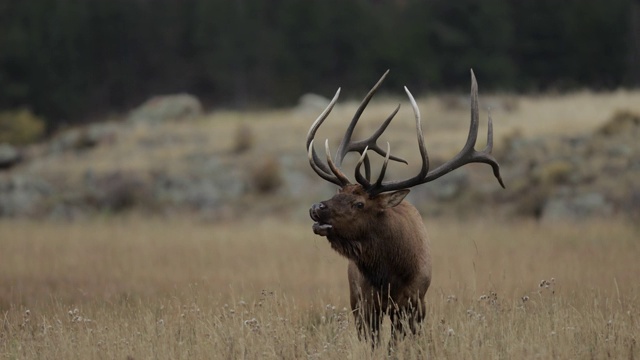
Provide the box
[313,222,332,231]
[310,209,332,235]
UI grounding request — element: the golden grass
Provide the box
[1,216,639,359]
[4,89,640,358]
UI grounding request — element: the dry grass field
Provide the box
[1,216,639,359]
[2,88,640,359]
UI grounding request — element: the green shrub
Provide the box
[0,109,46,145]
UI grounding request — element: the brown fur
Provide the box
[309,184,431,344]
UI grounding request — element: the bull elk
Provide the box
[307,70,505,344]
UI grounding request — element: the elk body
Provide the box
[307,70,504,344]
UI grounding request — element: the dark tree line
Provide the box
[0,0,638,129]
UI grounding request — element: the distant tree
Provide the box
[512,0,630,90]
[629,0,640,86]
[0,0,636,129]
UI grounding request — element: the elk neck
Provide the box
[354,201,428,292]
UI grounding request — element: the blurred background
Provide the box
[1,0,640,223]
[2,0,639,126]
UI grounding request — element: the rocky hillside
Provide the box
[1,93,639,222]
[494,110,640,222]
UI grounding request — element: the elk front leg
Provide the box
[352,303,382,346]
[389,299,426,342]
[349,263,382,345]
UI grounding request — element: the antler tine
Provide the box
[374,142,392,188]
[354,147,371,188]
[484,107,494,152]
[405,86,429,178]
[306,88,342,179]
[325,139,351,186]
[366,86,429,195]
[352,104,408,164]
[481,108,506,188]
[362,154,372,182]
[308,140,343,186]
[354,141,393,188]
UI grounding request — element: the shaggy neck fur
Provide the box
[327,201,425,292]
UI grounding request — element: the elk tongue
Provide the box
[312,222,332,236]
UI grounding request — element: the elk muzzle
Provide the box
[310,202,332,236]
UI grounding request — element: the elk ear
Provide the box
[379,189,410,208]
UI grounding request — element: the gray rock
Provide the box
[541,192,613,222]
[85,122,120,146]
[49,129,82,153]
[153,159,247,211]
[0,143,21,169]
[154,174,222,210]
[606,143,632,157]
[128,94,203,124]
[49,122,120,153]
[0,174,52,216]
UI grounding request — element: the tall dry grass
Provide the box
[1,216,638,359]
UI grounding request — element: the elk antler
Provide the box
[307,70,505,193]
[306,70,408,187]
[363,69,505,195]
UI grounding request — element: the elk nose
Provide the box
[311,202,326,212]
[310,202,326,219]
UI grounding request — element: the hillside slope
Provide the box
[1,90,639,222]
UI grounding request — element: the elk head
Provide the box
[307,70,504,250]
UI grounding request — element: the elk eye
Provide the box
[354,202,365,209]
